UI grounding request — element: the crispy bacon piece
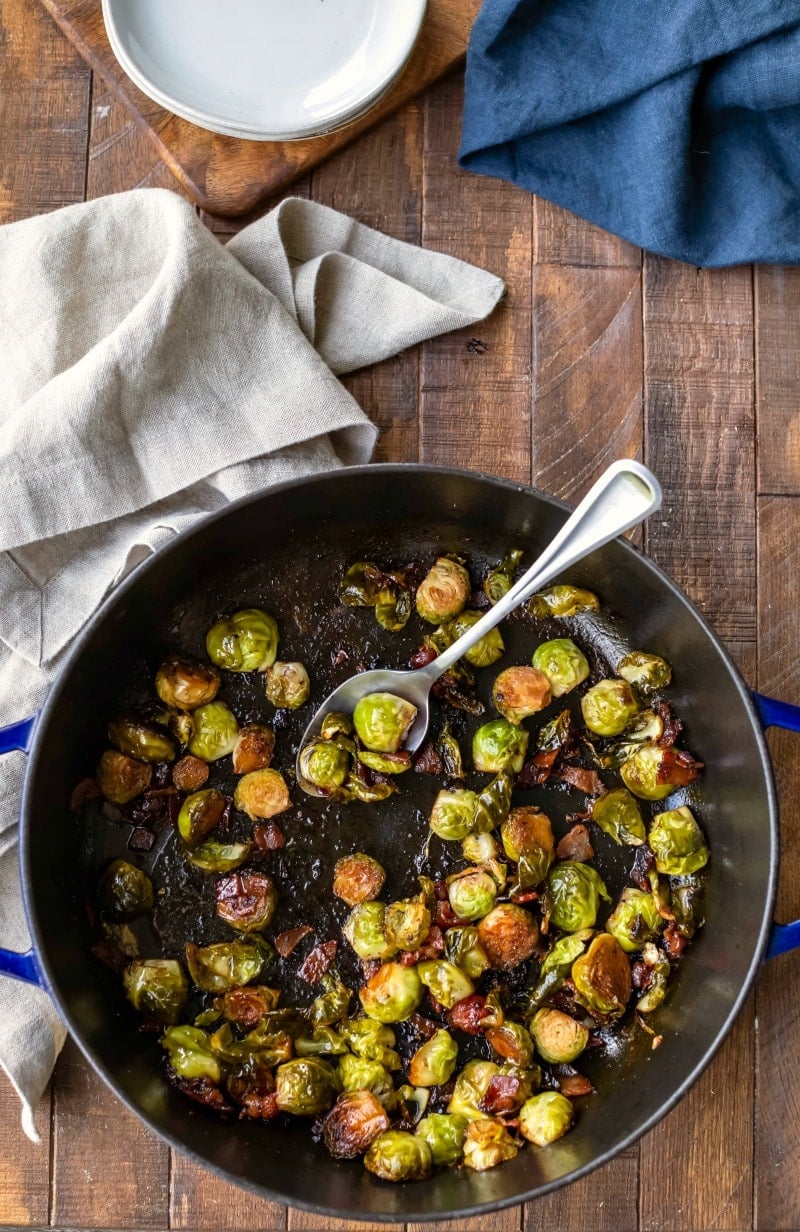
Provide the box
[656,748,704,786]
[662,922,688,959]
[653,699,684,747]
[275,924,313,958]
[298,940,338,983]
[70,777,102,812]
[630,844,656,891]
[413,742,444,775]
[517,748,559,787]
[556,824,595,863]
[558,766,604,796]
[399,925,445,965]
[128,825,156,852]
[410,645,438,669]
[172,755,209,793]
[432,671,485,716]
[481,1073,525,1115]
[510,889,539,904]
[165,1068,233,1114]
[253,820,285,851]
[227,1071,280,1120]
[558,1074,594,1098]
[446,994,490,1035]
[434,899,460,929]
[408,1013,439,1040]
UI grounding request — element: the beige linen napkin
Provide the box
[0,188,504,1139]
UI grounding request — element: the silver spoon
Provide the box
[296,459,662,795]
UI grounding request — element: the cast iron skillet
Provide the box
[1,465,799,1224]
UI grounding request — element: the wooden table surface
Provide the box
[3,2,800,1230]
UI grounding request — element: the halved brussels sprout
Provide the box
[547,861,610,932]
[620,744,703,800]
[310,972,352,1027]
[448,610,505,668]
[527,584,600,618]
[590,787,646,845]
[531,638,590,698]
[385,899,432,951]
[484,549,523,604]
[161,1024,221,1081]
[231,724,275,775]
[187,701,239,762]
[206,608,279,672]
[429,788,478,841]
[353,693,417,753]
[606,888,661,952]
[108,716,176,764]
[338,1019,401,1071]
[342,775,397,804]
[185,840,251,874]
[274,1057,339,1116]
[472,769,514,833]
[637,941,671,1012]
[447,868,497,922]
[234,768,290,820]
[265,661,310,709]
[519,1091,574,1146]
[344,902,398,961]
[472,718,529,774]
[210,1020,293,1068]
[484,1020,534,1069]
[617,650,672,694]
[322,1090,390,1159]
[123,959,188,1024]
[445,926,491,980]
[340,562,387,607]
[358,750,413,775]
[185,939,267,992]
[299,740,350,792]
[530,1008,589,1063]
[216,984,280,1027]
[416,557,471,624]
[416,1113,467,1167]
[364,1130,432,1182]
[98,859,154,921]
[338,1055,397,1105]
[492,666,551,724]
[477,904,538,969]
[581,679,640,737]
[215,871,277,933]
[97,749,152,804]
[463,1118,519,1171]
[177,788,227,847]
[417,960,475,1009]
[408,1028,459,1087]
[359,962,424,1023]
[155,657,220,711]
[571,933,632,1017]
[447,1060,500,1121]
[526,930,593,1011]
[462,831,499,864]
[172,754,210,792]
[501,806,555,862]
[321,711,355,740]
[333,853,386,907]
[649,806,709,875]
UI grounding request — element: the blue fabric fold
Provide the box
[460,0,800,266]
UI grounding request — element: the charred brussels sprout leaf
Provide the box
[187,701,239,762]
[364,1130,433,1182]
[484,549,523,604]
[530,1008,589,1063]
[177,788,227,847]
[531,638,590,698]
[338,1019,401,1071]
[671,874,705,938]
[526,930,593,1012]
[463,1118,519,1171]
[185,939,267,992]
[353,693,417,754]
[408,1028,459,1086]
[606,888,661,952]
[416,557,471,624]
[448,610,505,668]
[617,650,672,693]
[416,1113,467,1166]
[214,871,277,932]
[637,942,671,1012]
[185,840,251,874]
[492,666,551,724]
[375,584,412,633]
[321,711,354,740]
[519,1091,574,1146]
[417,960,475,1009]
[472,718,529,774]
[333,853,386,907]
[322,1090,390,1159]
[124,959,188,1024]
[445,926,491,979]
[161,1024,221,1081]
[437,721,464,778]
[359,962,424,1023]
[340,562,387,607]
[98,859,154,921]
[344,902,398,961]
[274,1058,339,1116]
[447,1060,500,1121]
[155,657,220,711]
[384,899,432,951]
[477,904,539,969]
[547,861,610,932]
[620,744,703,800]
[447,869,497,921]
[206,608,279,672]
[310,972,352,1027]
[299,740,350,792]
[264,661,310,709]
[526,584,600,619]
[210,1021,293,1067]
[429,788,478,841]
[571,933,632,1017]
[581,679,640,737]
[234,768,290,820]
[649,806,709,875]
[590,787,646,845]
[97,749,152,804]
[472,769,514,833]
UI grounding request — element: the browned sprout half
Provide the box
[384,899,432,951]
[97,749,152,804]
[492,666,552,724]
[232,724,275,775]
[333,853,386,907]
[485,1021,535,1067]
[185,939,267,992]
[322,1090,390,1158]
[617,650,672,694]
[408,1028,459,1087]
[526,584,600,619]
[98,859,154,921]
[172,754,209,793]
[501,806,555,861]
[177,788,227,847]
[233,768,290,820]
[417,960,475,1008]
[415,557,471,624]
[155,657,220,711]
[214,871,278,932]
[620,744,703,801]
[264,661,311,709]
[353,693,417,754]
[108,716,176,764]
[530,1008,589,1063]
[359,962,424,1023]
[477,904,539,969]
[571,933,632,1018]
[463,1118,519,1171]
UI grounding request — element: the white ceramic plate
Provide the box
[102,0,428,142]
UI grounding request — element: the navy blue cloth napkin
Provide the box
[460,0,800,266]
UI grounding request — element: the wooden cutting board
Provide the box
[37,0,479,217]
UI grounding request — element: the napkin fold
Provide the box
[0,188,504,1139]
[460,0,800,267]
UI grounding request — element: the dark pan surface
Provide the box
[21,466,777,1222]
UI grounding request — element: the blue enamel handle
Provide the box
[752,693,800,959]
[0,714,43,986]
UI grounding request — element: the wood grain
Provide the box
[525,1148,638,1232]
[170,1152,286,1231]
[754,267,800,495]
[0,1076,49,1227]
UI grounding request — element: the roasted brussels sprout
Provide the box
[185,939,267,992]
[96,749,152,804]
[216,984,280,1027]
[322,1090,390,1159]
[98,859,154,921]
[581,679,640,737]
[108,716,176,764]
[364,1130,433,1182]
[265,661,310,709]
[310,973,352,1027]
[210,1019,294,1068]
[359,962,424,1023]
[501,805,555,861]
[344,902,398,961]
[617,650,672,693]
[447,868,497,922]
[462,831,499,864]
[408,1028,459,1087]
[637,941,671,1012]
[444,926,490,980]
[477,904,538,969]
[486,1020,535,1067]
[161,1024,221,1081]
[484,549,523,604]
[531,638,590,697]
[321,711,355,741]
[172,754,210,792]
[472,768,514,834]
[234,768,290,820]
[299,740,350,792]
[384,899,432,952]
[274,1058,339,1116]
[526,930,593,1011]
[155,657,220,711]
[620,743,703,800]
[492,666,551,724]
[353,693,417,753]
[123,959,188,1024]
[185,840,251,873]
[215,871,277,932]
[649,806,709,875]
[590,787,646,845]
[448,610,505,668]
[338,1055,396,1106]
[187,701,239,762]
[548,861,610,932]
[447,1060,500,1121]
[340,561,389,607]
[606,888,661,952]
[519,1091,574,1146]
[333,853,386,906]
[416,1113,467,1166]
[571,933,632,1017]
[177,788,227,847]
[527,584,600,618]
[338,1019,401,1071]
[530,1008,589,1063]
[671,874,705,939]
[429,788,478,841]
[463,1119,519,1172]
[206,608,279,672]
[231,724,275,775]
[357,750,412,775]
[416,557,471,624]
[472,718,529,774]
[417,960,475,1009]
